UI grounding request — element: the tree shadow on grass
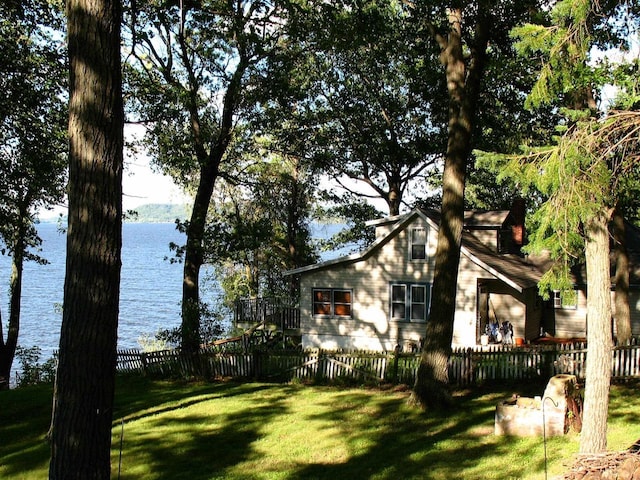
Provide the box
[286,385,551,480]
[0,377,586,480]
[113,376,278,425]
[0,383,52,477]
[607,380,640,427]
[114,382,299,480]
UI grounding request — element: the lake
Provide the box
[0,222,216,363]
[0,221,349,363]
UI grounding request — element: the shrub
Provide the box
[14,346,56,387]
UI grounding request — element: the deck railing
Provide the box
[116,340,640,386]
[234,297,300,330]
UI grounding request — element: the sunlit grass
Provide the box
[1,377,638,479]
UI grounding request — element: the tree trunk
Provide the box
[49,0,123,476]
[0,230,24,388]
[181,163,217,353]
[388,171,402,216]
[580,211,613,454]
[412,7,488,409]
[180,53,248,353]
[611,207,631,345]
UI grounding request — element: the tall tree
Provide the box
[124,0,287,353]
[0,0,67,388]
[275,0,446,216]
[411,0,540,409]
[202,155,318,307]
[479,0,639,453]
[49,0,123,475]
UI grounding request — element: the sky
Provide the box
[121,124,191,211]
[122,157,190,211]
[39,124,190,219]
[39,151,190,220]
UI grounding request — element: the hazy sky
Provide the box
[123,158,189,210]
[39,154,189,219]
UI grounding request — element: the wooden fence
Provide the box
[117,341,640,386]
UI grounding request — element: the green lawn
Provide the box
[1,376,638,479]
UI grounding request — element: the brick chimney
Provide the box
[510,197,526,251]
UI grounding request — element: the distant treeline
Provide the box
[38,203,191,224]
[125,204,191,223]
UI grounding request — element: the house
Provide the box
[283,201,550,351]
[278,203,640,352]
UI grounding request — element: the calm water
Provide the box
[1,220,348,380]
[0,222,215,362]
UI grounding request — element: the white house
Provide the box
[285,203,549,351]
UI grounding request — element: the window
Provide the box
[313,289,352,317]
[410,227,427,260]
[390,283,430,322]
[552,290,578,309]
[391,285,406,319]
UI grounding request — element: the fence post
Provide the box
[141,351,148,375]
[252,349,260,380]
[392,346,400,384]
[316,349,324,382]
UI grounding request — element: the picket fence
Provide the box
[116,340,640,386]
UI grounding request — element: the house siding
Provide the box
[290,208,640,351]
[452,255,483,346]
[299,217,437,351]
[611,288,640,339]
[451,260,541,346]
[631,290,640,337]
[542,288,640,341]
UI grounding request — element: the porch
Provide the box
[234,297,301,336]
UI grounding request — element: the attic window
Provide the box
[410,227,427,260]
[313,289,352,317]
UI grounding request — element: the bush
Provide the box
[14,346,56,387]
[154,301,227,348]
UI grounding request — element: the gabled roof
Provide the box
[287,208,544,292]
[421,209,541,292]
[459,227,542,292]
[287,209,432,276]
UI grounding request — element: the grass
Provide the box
[1,376,639,479]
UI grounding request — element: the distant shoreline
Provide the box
[38,203,191,224]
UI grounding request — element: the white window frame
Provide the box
[390,282,430,322]
[552,290,578,310]
[410,227,427,261]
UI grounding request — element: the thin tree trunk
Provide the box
[0,233,24,387]
[49,0,123,475]
[180,53,248,353]
[181,162,218,353]
[580,211,613,454]
[612,207,631,344]
[387,171,403,216]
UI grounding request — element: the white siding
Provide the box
[299,217,437,351]
[631,290,640,337]
[549,289,587,338]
